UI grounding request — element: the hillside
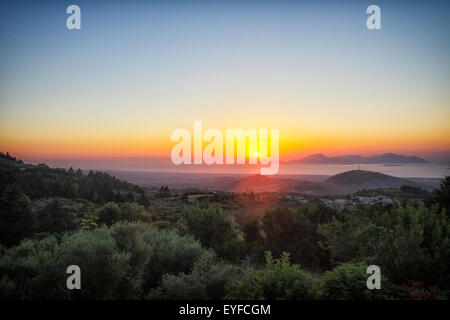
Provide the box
[322,170,428,194]
[0,152,143,203]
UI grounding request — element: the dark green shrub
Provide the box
[0,222,205,299]
[148,250,239,300]
[182,202,243,260]
[57,228,137,299]
[0,235,61,299]
[319,262,397,300]
[226,252,319,300]
[319,203,449,289]
[97,202,152,225]
[141,228,206,289]
[97,202,121,226]
[119,202,152,223]
[263,204,332,270]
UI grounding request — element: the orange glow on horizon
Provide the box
[2,111,449,161]
[2,130,449,162]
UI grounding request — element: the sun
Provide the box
[253,151,259,157]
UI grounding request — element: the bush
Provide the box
[182,202,243,260]
[263,204,332,270]
[0,236,59,299]
[0,222,208,299]
[148,250,239,300]
[109,222,152,275]
[60,228,143,299]
[119,202,152,223]
[319,262,397,300]
[225,252,319,300]
[96,202,121,226]
[141,228,206,290]
[0,228,139,299]
[319,202,450,289]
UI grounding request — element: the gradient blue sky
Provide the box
[0,0,449,162]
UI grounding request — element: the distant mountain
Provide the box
[321,170,427,194]
[365,153,427,164]
[227,170,433,195]
[290,153,427,164]
[296,169,432,194]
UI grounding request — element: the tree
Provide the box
[0,184,36,247]
[97,202,151,226]
[141,228,206,290]
[429,176,450,214]
[157,186,171,198]
[119,202,152,223]
[37,198,78,233]
[182,203,243,259]
[263,204,332,270]
[138,192,150,208]
[243,219,264,247]
[66,183,79,199]
[319,202,450,289]
[97,202,121,226]
[242,218,265,263]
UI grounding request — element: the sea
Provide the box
[31,157,450,179]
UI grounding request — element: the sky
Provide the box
[0,0,449,163]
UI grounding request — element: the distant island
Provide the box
[288,153,427,164]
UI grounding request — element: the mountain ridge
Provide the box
[289,152,427,164]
